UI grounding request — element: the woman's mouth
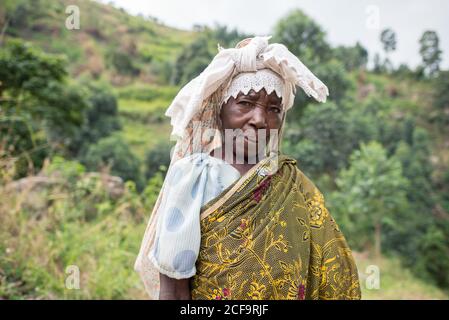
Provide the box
[245,135,258,143]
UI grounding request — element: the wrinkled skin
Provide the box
[212,88,284,176]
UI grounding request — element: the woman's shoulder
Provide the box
[282,155,336,231]
[173,152,237,168]
[172,152,208,167]
[169,152,240,179]
[276,153,325,212]
[278,153,315,187]
[165,152,240,203]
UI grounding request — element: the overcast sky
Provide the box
[103,0,449,69]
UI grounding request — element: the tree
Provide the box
[380,28,397,53]
[392,128,449,288]
[372,53,384,73]
[419,30,442,77]
[108,49,140,76]
[284,57,354,122]
[312,59,354,104]
[380,28,397,72]
[69,83,121,157]
[0,40,86,130]
[171,33,214,86]
[82,135,144,190]
[284,102,356,177]
[171,25,249,86]
[283,98,381,178]
[0,0,49,41]
[273,10,355,123]
[0,39,87,176]
[144,141,173,180]
[393,63,415,79]
[432,70,449,127]
[330,141,409,259]
[273,9,331,66]
[333,42,368,71]
[210,23,249,48]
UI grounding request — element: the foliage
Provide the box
[144,141,173,180]
[82,135,144,190]
[69,83,121,157]
[283,102,359,176]
[273,10,355,122]
[329,142,409,258]
[107,49,140,76]
[332,42,368,71]
[391,129,449,288]
[380,28,397,53]
[171,25,249,86]
[0,39,87,176]
[273,9,331,66]
[419,30,442,77]
[431,70,449,127]
[380,28,397,72]
[0,156,153,299]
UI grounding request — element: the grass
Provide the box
[118,116,172,160]
[0,155,157,299]
[354,252,449,300]
[118,99,169,122]
[117,93,174,161]
[115,84,179,102]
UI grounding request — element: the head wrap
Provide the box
[165,35,328,140]
[222,68,285,106]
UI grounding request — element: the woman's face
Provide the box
[220,88,284,161]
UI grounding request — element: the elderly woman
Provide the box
[135,36,361,300]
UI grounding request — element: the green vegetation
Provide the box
[0,156,158,299]
[1,1,448,299]
[356,253,449,300]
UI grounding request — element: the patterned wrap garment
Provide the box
[190,154,361,300]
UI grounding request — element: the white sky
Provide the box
[102,0,449,69]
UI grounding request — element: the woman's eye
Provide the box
[270,107,281,113]
[239,101,253,107]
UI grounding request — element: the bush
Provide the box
[144,142,173,180]
[82,135,143,190]
[0,117,48,178]
[69,83,121,156]
[0,39,88,176]
[432,71,449,128]
[108,49,140,76]
[0,156,149,299]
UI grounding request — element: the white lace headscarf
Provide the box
[135,35,329,299]
[166,35,328,139]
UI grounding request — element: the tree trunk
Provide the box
[374,222,382,262]
[0,18,10,46]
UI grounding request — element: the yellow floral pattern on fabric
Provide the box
[190,155,361,300]
[307,189,329,228]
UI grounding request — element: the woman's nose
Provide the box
[249,106,268,128]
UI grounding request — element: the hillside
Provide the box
[1,0,196,85]
[1,0,195,164]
